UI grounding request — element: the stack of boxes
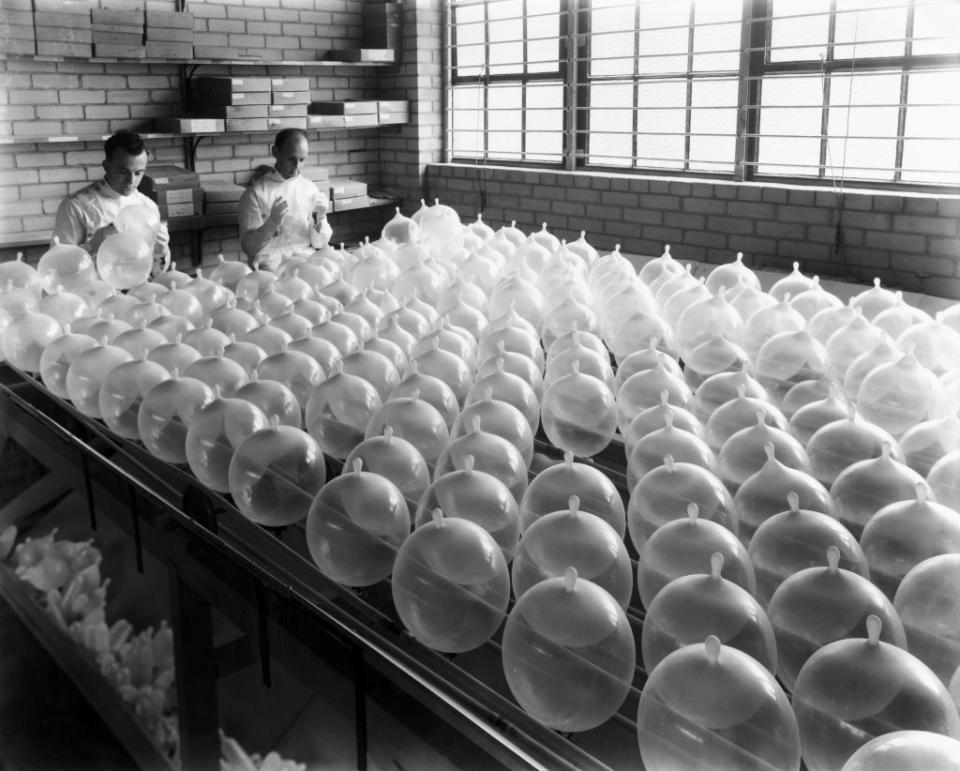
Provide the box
[190,1,285,62]
[201,181,245,216]
[268,78,311,132]
[34,0,93,58]
[91,6,145,59]
[307,100,381,130]
[140,165,203,220]
[378,100,410,125]
[144,9,193,59]
[0,0,36,56]
[329,177,370,212]
[192,77,270,133]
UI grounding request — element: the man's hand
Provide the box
[89,223,118,253]
[266,197,289,230]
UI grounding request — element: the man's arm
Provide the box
[53,195,116,254]
[239,188,287,266]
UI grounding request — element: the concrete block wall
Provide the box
[425,164,960,299]
[0,0,397,266]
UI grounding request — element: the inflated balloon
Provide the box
[434,416,528,502]
[389,361,460,430]
[873,292,932,341]
[235,268,278,306]
[410,342,472,406]
[541,298,599,352]
[411,323,475,373]
[37,238,96,293]
[613,339,682,391]
[113,203,160,244]
[692,365,769,424]
[789,277,843,321]
[683,334,750,390]
[183,269,232,315]
[121,298,169,329]
[184,386,269,491]
[928,448,960,514]
[625,394,704,453]
[616,357,694,434]
[310,315,359,357]
[638,244,682,287]
[519,451,625,537]
[417,201,466,260]
[653,261,697,307]
[780,376,833,419]
[99,355,171,438]
[605,308,677,363]
[787,383,849,446]
[137,372,214,463]
[2,311,62,373]
[705,386,790,451]
[502,568,635,732]
[541,361,617,459]
[338,348,399,403]
[415,454,520,559]
[662,278,711,338]
[255,287,294,319]
[242,324,294,357]
[38,327,98,398]
[452,391,534,467]
[148,312,194,344]
[511,496,631,608]
[705,252,761,296]
[900,415,960,477]
[273,271,314,304]
[0,281,39,317]
[37,286,89,327]
[841,337,901,402]
[792,615,960,771]
[753,328,829,403]
[207,253,251,292]
[544,333,613,391]
[208,301,258,338]
[96,232,153,289]
[64,340,132,417]
[718,411,812,493]
[111,321,167,360]
[488,274,545,330]
[365,391,450,465]
[153,261,192,291]
[627,454,736,553]
[861,484,960,599]
[184,352,248,397]
[146,334,201,375]
[749,492,868,607]
[304,359,382,459]
[393,508,509,653]
[255,347,323,408]
[228,419,326,526]
[84,313,132,344]
[831,442,929,539]
[233,374,302,429]
[382,207,420,245]
[345,426,429,520]
[642,552,777,674]
[767,550,905,693]
[637,504,756,608]
[0,252,41,297]
[806,405,903,486]
[627,411,718,491]
[636,636,800,771]
[840,730,960,771]
[825,311,889,381]
[306,458,408,586]
[377,314,417,358]
[740,294,807,361]
[728,279,777,325]
[850,277,900,321]
[858,351,941,437]
[769,261,815,302]
[894,555,960,685]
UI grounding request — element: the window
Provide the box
[445,0,960,189]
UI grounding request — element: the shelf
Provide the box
[0,120,408,147]
[0,53,395,68]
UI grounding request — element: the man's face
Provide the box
[272,135,309,180]
[103,148,148,196]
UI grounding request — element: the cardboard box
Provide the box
[195,76,271,95]
[144,41,193,58]
[154,116,225,133]
[144,27,193,43]
[0,23,35,41]
[343,113,381,128]
[330,48,396,63]
[36,26,93,43]
[146,10,193,29]
[0,10,33,25]
[306,114,345,129]
[158,201,200,218]
[92,31,144,45]
[2,37,35,54]
[268,103,308,117]
[33,0,91,14]
[308,100,379,115]
[266,116,308,130]
[198,104,268,119]
[270,77,309,91]
[152,187,203,207]
[202,181,244,202]
[271,91,311,106]
[94,43,146,57]
[36,41,93,56]
[191,45,254,60]
[329,178,368,199]
[92,9,143,26]
[303,166,330,183]
[204,201,240,215]
[140,165,199,192]
[0,0,32,9]
[378,108,409,124]
[332,195,371,212]
[224,117,270,132]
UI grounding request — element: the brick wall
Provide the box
[0,0,399,266]
[425,164,960,299]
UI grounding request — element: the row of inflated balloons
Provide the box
[2,199,960,770]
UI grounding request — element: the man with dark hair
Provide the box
[53,130,171,272]
[238,128,331,270]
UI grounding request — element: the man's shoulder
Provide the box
[63,179,104,206]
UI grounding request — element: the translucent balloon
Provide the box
[64,341,132,417]
[183,269,232,316]
[642,552,776,674]
[840,730,960,771]
[653,262,698,308]
[768,550,905,693]
[184,388,270,491]
[434,417,528,502]
[137,374,215,463]
[306,458,408,586]
[37,238,96,293]
[389,362,460,430]
[233,375,302,429]
[850,277,900,322]
[111,321,167,360]
[304,360,382,459]
[625,394,705,453]
[39,328,98,398]
[895,555,960,685]
[415,454,520,560]
[453,393,534,467]
[754,328,830,403]
[256,348,323,407]
[638,244,682,286]
[418,202,465,260]
[235,268,278,306]
[96,232,153,290]
[780,375,833,419]
[769,261,815,302]
[209,302,259,339]
[147,312,194,344]
[627,454,736,553]
[858,351,941,437]
[365,392,450,465]
[468,359,541,434]
[37,286,89,327]
[153,262,192,291]
[617,358,694,434]
[741,295,807,361]
[184,354,249,397]
[692,365,769,424]
[228,422,326,526]
[0,282,39,318]
[825,311,889,381]
[841,337,901,402]
[676,288,743,360]
[683,334,750,390]
[146,334,201,375]
[613,339,682,391]
[806,407,903,486]
[511,496,631,607]
[789,277,843,321]
[541,363,617,459]
[792,615,960,771]
[862,484,960,599]
[831,442,929,539]
[0,252,41,297]
[113,203,161,244]
[928,449,960,514]
[393,509,508,652]
[705,252,761,296]
[502,568,635,731]
[705,387,790,452]
[787,384,849,446]
[242,324,294,357]
[637,504,756,608]
[637,636,800,771]
[99,356,171,438]
[718,412,812,493]
[627,412,718,492]
[901,416,960,477]
[382,207,420,245]
[207,253,251,292]
[411,343,472,406]
[874,293,932,341]
[729,280,778,325]
[2,311,62,373]
[605,308,677,363]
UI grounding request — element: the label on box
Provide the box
[271,91,311,106]
[267,116,308,130]
[267,103,308,117]
[344,113,381,128]
[378,110,409,125]
[377,100,408,112]
[200,104,268,118]
[270,77,309,91]
[155,187,202,206]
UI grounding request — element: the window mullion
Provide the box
[894,1,916,183]
[685,2,695,172]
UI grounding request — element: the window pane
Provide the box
[693,0,741,72]
[528,38,560,73]
[489,41,524,75]
[488,0,522,22]
[638,0,690,75]
[488,85,522,159]
[588,82,634,166]
[757,76,824,176]
[826,72,899,181]
[591,6,636,78]
[903,70,960,184]
[456,42,486,78]
[690,78,738,172]
[636,80,686,170]
[912,0,960,55]
[769,0,831,62]
[451,85,484,159]
[834,0,907,58]
[526,82,564,162]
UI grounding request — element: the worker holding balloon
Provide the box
[53,130,171,278]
